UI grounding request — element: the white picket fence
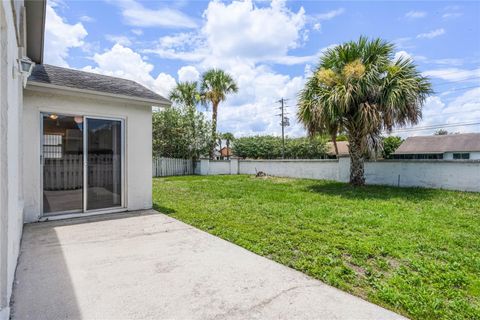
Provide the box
[153,157,194,177]
[43,154,118,190]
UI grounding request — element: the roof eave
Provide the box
[26,81,171,107]
[25,0,46,64]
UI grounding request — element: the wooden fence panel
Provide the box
[152,157,194,177]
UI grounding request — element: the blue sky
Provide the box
[45,0,480,137]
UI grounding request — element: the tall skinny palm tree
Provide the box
[200,69,238,159]
[298,37,432,186]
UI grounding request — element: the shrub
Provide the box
[233,135,327,159]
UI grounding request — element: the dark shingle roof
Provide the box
[395,133,480,154]
[28,64,169,105]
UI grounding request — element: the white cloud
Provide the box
[394,50,412,61]
[131,29,143,36]
[442,12,462,19]
[313,23,321,31]
[315,8,345,20]
[417,28,445,39]
[79,15,94,22]
[44,3,88,66]
[405,11,426,18]
[423,68,480,81]
[105,34,132,46]
[147,1,312,65]
[83,44,176,98]
[442,6,463,19]
[178,66,200,82]
[202,0,306,61]
[394,89,480,137]
[113,0,197,28]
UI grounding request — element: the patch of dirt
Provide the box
[386,257,401,269]
[342,254,367,278]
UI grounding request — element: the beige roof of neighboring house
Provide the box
[327,141,349,156]
[395,133,480,154]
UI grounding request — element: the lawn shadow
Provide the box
[306,181,437,201]
[153,203,176,215]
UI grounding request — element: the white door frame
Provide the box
[40,112,126,217]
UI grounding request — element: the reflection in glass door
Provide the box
[85,118,122,211]
[42,114,84,214]
[42,113,123,215]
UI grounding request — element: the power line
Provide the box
[391,121,480,133]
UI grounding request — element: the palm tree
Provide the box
[200,69,238,159]
[169,81,201,159]
[220,132,235,159]
[297,37,432,186]
[169,81,200,110]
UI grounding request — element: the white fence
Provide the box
[43,154,118,190]
[196,158,480,192]
[153,157,194,177]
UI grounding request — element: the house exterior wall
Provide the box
[23,88,153,222]
[0,2,25,319]
[444,151,480,160]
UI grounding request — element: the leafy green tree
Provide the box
[298,37,432,185]
[200,69,238,159]
[382,136,403,159]
[434,129,449,135]
[169,81,204,160]
[233,135,327,159]
[152,106,211,159]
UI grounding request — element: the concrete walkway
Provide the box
[12,210,405,320]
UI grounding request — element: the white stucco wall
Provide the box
[0,2,24,319]
[206,160,232,175]
[23,88,153,222]
[238,159,340,181]
[364,160,480,192]
[199,158,480,192]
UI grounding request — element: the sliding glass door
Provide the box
[42,114,84,214]
[42,113,124,215]
[85,118,122,211]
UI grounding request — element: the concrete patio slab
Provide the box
[12,210,406,319]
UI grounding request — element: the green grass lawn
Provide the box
[152,175,480,319]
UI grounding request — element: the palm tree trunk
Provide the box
[209,102,218,159]
[348,134,365,186]
[331,134,339,156]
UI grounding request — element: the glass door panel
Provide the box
[42,114,84,214]
[86,118,122,211]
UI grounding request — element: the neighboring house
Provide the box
[213,138,232,160]
[220,146,232,158]
[326,141,349,158]
[0,2,169,319]
[393,133,480,160]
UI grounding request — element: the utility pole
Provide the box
[277,98,290,159]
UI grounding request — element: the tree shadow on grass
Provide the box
[153,203,176,215]
[306,181,438,201]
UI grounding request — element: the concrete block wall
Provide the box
[365,160,480,192]
[238,159,339,181]
[198,158,480,192]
